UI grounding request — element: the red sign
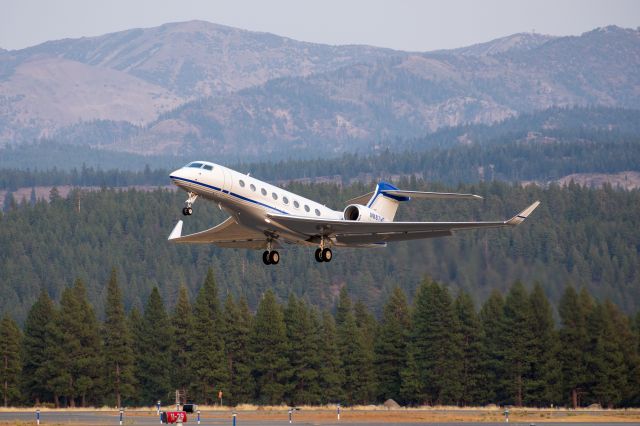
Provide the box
[218,390,223,399]
[166,411,187,423]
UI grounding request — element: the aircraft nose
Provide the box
[169,168,184,185]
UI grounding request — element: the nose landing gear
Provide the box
[182,192,198,216]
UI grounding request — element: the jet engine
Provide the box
[343,204,385,222]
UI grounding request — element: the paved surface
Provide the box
[1,411,639,425]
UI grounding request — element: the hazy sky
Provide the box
[2,0,639,51]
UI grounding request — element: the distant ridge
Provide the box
[1,21,638,158]
[447,32,556,56]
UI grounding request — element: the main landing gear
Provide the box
[262,239,280,265]
[182,192,198,216]
[314,248,333,262]
[262,250,280,265]
[315,238,333,263]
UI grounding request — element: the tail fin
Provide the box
[366,182,409,221]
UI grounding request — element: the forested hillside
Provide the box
[2,274,639,408]
[1,106,638,179]
[1,180,639,323]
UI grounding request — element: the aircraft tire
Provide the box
[262,250,271,265]
[182,207,189,216]
[269,250,280,265]
[322,248,332,262]
[314,248,323,262]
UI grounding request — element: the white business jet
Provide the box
[168,161,540,265]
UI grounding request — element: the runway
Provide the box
[0,409,640,426]
[1,409,639,425]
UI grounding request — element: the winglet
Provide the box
[506,201,541,226]
[168,220,184,240]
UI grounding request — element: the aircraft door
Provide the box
[222,168,233,193]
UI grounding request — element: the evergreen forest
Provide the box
[1,181,640,322]
[2,272,639,409]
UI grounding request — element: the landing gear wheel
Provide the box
[182,207,193,216]
[322,248,333,262]
[262,250,271,265]
[269,250,280,265]
[314,248,323,263]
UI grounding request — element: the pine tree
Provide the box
[558,286,591,408]
[284,295,322,405]
[399,345,422,406]
[336,289,377,405]
[222,294,254,405]
[374,286,410,403]
[500,281,534,407]
[604,302,640,406]
[189,269,228,404]
[335,287,351,327]
[411,278,463,405]
[0,316,22,407]
[352,300,376,403]
[46,279,102,407]
[250,289,290,404]
[454,290,484,406]
[479,289,505,404]
[318,311,343,404]
[21,290,55,405]
[103,269,136,407]
[171,285,193,400]
[136,287,172,404]
[526,283,562,407]
[586,301,626,407]
[127,308,144,406]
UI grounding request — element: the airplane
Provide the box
[168,161,540,265]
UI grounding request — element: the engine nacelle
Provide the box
[343,204,385,222]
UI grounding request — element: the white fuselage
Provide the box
[170,161,343,246]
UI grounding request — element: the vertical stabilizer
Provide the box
[366,182,410,221]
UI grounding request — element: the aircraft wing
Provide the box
[168,217,275,249]
[268,201,540,244]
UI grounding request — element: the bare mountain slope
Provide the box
[113,26,639,157]
[0,57,181,142]
[1,23,639,157]
[16,20,397,96]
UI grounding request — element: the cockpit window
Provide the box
[203,165,213,171]
[187,162,204,168]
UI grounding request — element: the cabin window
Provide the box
[250,184,256,192]
[315,208,321,216]
[304,205,310,212]
[272,192,278,200]
[239,180,245,187]
[203,165,213,171]
[283,196,289,205]
[293,200,300,208]
[261,188,267,196]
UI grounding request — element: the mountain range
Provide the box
[1,21,638,160]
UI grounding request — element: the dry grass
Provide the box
[1,405,640,423]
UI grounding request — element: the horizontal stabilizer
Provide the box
[382,190,482,200]
[346,189,481,205]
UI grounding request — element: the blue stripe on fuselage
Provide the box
[170,175,290,215]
